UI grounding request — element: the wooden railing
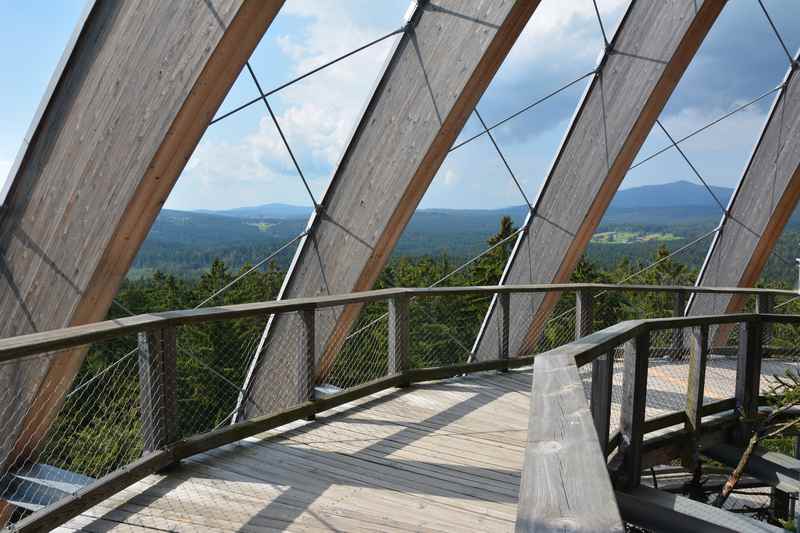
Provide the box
[1,283,797,532]
[516,305,800,532]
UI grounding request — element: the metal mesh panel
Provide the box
[321,303,389,389]
[409,295,483,369]
[0,336,146,524]
[176,317,265,437]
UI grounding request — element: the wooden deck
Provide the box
[56,358,799,532]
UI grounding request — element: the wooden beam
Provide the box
[685,325,709,448]
[591,352,614,455]
[0,0,283,482]
[240,0,541,418]
[297,309,316,406]
[684,325,708,469]
[472,0,724,360]
[516,350,623,532]
[688,52,800,326]
[704,443,800,493]
[576,289,594,339]
[0,285,791,367]
[137,328,178,451]
[618,485,784,533]
[388,295,410,384]
[736,320,763,425]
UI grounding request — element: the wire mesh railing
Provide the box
[569,313,800,528]
[0,283,797,531]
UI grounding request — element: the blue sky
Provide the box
[1,0,800,211]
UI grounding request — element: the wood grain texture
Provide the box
[517,351,623,532]
[0,0,282,480]
[242,0,541,418]
[689,54,800,324]
[473,0,724,360]
[57,370,534,533]
[613,333,650,490]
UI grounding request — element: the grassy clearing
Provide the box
[591,231,683,244]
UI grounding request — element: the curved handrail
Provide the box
[516,311,800,532]
[0,283,795,363]
[8,298,799,533]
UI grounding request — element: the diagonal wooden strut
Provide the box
[688,52,800,334]
[240,0,541,418]
[472,0,725,361]
[0,0,284,514]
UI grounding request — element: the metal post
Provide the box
[736,319,763,442]
[576,289,593,339]
[137,327,178,451]
[591,352,613,454]
[756,293,773,356]
[672,291,687,356]
[684,325,708,470]
[389,295,410,386]
[298,308,316,407]
[498,292,510,370]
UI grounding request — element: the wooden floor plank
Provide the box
[60,362,786,532]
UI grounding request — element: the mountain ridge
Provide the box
[190,180,734,219]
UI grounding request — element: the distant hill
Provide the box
[609,180,732,209]
[192,180,734,221]
[136,181,798,278]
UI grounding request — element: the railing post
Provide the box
[297,308,316,410]
[756,293,773,356]
[498,292,510,370]
[684,324,708,469]
[575,289,593,339]
[736,319,763,440]
[137,327,178,451]
[591,352,613,455]
[614,331,650,490]
[389,295,410,386]
[672,291,687,356]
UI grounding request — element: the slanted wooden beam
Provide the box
[241,0,541,418]
[472,0,724,360]
[0,0,282,487]
[688,53,800,326]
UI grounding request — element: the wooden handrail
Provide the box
[0,283,795,363]
[515,311,800,532]
[10,304,800,533]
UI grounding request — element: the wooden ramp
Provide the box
[58,370,532,532]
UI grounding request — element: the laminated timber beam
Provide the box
[241,0,540,418]
[0,0,282,488]
[687,53,800,329]
[472,0,725,361]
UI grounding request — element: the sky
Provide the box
[1,0,800,211]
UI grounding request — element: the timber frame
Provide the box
[0,0,284,513]
[473,0,725,360]
[689,50,800,325]
[240,0,542,419]
[518,299,798,532]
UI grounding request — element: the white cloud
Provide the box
[175,0,400,209]
[442,169,459,186]
[498,0,629,82]
[658,103,767,155]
